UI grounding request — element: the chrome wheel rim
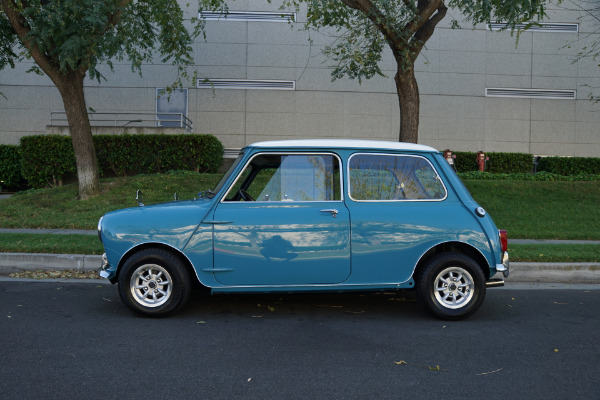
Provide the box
[130,264,172,308]
[434,267,474,309]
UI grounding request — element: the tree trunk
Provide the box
[394,67,420,144]
[55,73,100,200]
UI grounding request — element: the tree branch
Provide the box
[105,0,131,34]
[1,0,62,81]
[340,0,405,50]
[403,0,444,35]
[411,1,447,59]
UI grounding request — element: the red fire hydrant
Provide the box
[443,149,455,166]
[476,151,489,172]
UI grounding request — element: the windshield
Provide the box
[211,150,246,195]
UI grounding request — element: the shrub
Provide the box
[537,156,600,175]
[20,135,76,188]
[457,171,600,181]
[19,134,223,187]
[452,151,533,173]
[95,134,223,176]
[0,145,26,190]
[485,152,533,173]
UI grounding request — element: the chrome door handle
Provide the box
[320,209,338,218]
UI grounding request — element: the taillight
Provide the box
[499,229,508,252]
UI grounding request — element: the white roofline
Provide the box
[248,139,438,152]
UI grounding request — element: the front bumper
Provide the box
[98,253,117,283]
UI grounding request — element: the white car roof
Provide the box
[249,139,438,152]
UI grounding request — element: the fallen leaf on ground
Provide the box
[477,368,503,376]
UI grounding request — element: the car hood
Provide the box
[100,198,214,254]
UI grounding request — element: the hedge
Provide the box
[19,134,223,188]
[458,171,600,181]
[0,144,26,189]
[537,156,600,175]
[20,135,76,188]
[452,151,534,174]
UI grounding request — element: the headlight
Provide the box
[97,216,104,243]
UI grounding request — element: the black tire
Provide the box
[415,253,486,320]
[118,248,192,317]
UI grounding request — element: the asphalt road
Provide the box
[0,280,598,400]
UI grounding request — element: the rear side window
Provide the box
[349,154,446,201]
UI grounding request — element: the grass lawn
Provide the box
[0,172,222,229]
[462,180,600,240]
[0,233,104,255]
[0,173,598,261]
[509,244,600,262]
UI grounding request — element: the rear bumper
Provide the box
[487,252,509,288]
[495,251,510,278]
[486,278,504,287]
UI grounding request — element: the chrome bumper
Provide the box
[98,253,111,279]
[487,252,509,288]
[486,278,504,287]
[495,251,510,278]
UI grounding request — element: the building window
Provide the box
[487,22,578,33]
[156,88,188,128]
[200,10,295,22]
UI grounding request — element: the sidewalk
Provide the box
[0,228,598,283]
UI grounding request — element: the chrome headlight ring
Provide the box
[97,216,104,243]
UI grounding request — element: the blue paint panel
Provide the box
[99,199,212,279]
[212,202,351,285]
[347,200,491,284]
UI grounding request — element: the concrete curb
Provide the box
[0,253,598,284]
[0,253,102,274]
[507,262,600,284]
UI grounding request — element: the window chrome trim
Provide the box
[221,152,345,203]
[346,153,448,202]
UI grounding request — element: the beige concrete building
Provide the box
[1,1,599,156]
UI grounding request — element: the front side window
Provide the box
[225,153,341,202]
[349,154,446,201]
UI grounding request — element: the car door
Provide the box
[212,152,351,286]
[347,153,452,284]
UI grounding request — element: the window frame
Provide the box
[155,88,188,128]
[221,151,345,203]
[347,152,447,202]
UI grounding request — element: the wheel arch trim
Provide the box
[116,241,205,287]
[413,241,492,281]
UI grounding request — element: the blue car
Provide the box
[98,139,509,320]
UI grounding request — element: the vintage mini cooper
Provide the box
[98,139,509,320]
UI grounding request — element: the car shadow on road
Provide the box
[179,290,424,320]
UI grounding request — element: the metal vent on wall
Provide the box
[200,11,296,22]
[197,79,296,90]
[488,22,579,33]
[485,88,577,100]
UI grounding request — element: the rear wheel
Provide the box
[416,253,486,320]
[118,248,192,317]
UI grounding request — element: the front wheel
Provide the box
[415,253,486,320]
[118,248,192,317]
